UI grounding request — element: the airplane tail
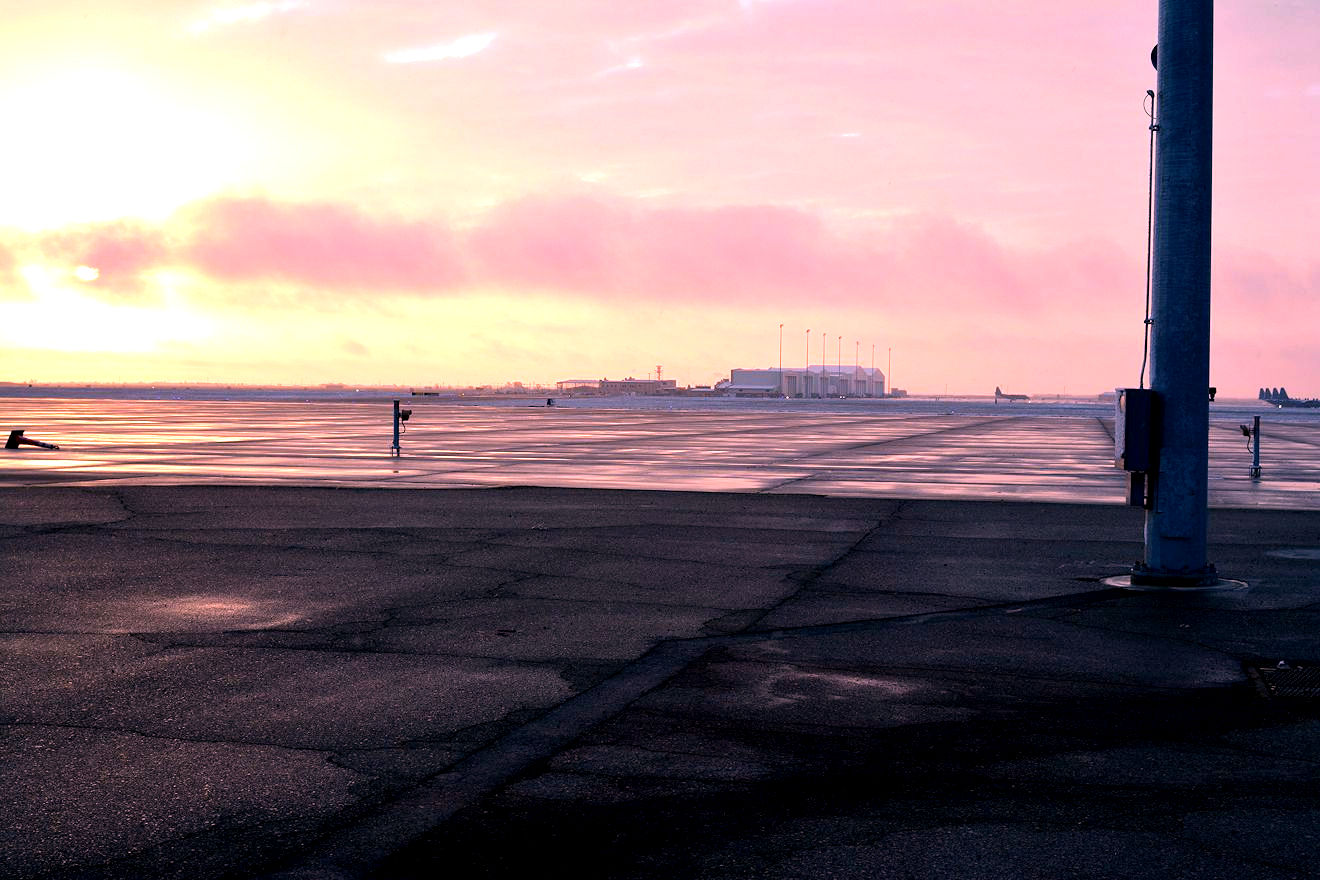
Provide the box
[994,386,1002,396]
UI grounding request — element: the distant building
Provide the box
[599,377,678,395]
[557,377,679,396]
[727,366,885,398]
[555,379,603,395]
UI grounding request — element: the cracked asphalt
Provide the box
[2,486,1320,879]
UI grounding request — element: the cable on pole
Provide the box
[1139,89,1159,389]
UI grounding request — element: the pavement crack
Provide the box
[804,583,999,605]
[2,720,362,762]
[1049,609,1246,665]
[718,585,1133,644]
[735,503,906,633]
[781,417,1018,465]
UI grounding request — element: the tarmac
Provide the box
[3,397,1319,509]
[3,484,1320,879]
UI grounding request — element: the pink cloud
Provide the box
[12,193,1314,362]
[468,196,627,293]
[0,240,14,283]
[468,196,881,301]
[178,197,468,293]
[1,193,1136,321]
[631,204,867,297]
[38,221,169,295]
[1214,249,1320,333]
[461,196,1154,332]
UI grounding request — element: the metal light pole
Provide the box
[778,323,784,397]
[888,347,892,397]
[871,344,876,397]
[804,328,811,397]
[820,330,826,396]
[1135,0,1215,586]
[836,335,842,396]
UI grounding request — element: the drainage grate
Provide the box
[1253,665,1320,699]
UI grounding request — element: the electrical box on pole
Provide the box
[1115,388,1159,508]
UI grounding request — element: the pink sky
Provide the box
[0,0,1316,394]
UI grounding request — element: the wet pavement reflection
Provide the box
[2,397,1318,508]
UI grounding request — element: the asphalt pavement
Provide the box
[2,485,1319,879]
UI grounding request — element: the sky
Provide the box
[0,1,1315,395]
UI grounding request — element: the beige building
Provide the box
[727,367,885,398]
[556,377,679,396]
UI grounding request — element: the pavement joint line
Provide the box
[267,581,1136,879]
[485,414,910,454]
[441,546,836,574]
[737,506,902,632]
[779,416,1017,465]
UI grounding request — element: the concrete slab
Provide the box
[4,397,1318,508]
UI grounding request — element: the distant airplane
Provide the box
[994,386,1029,403]
[1260,387,1320,408]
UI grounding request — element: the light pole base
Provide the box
[1129,561,1219,587]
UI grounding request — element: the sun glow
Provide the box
[1,265,213,353]
[0,68,253,230]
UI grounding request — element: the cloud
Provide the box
[188,1,308,35]
[8,190,1317,394]
[1215,249,1320,330]
[0,240,14,283]
[384,32,497,64]
[2,193,1136,319]
[592,56,645,78]
[38,220,170,297]
[467,195,890,304]
[178,197,467,293]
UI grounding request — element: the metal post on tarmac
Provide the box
[1251,415,1261,478]
[1132,0,1217,587]
[1240,415,1261,479]
[390,400,410,457]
